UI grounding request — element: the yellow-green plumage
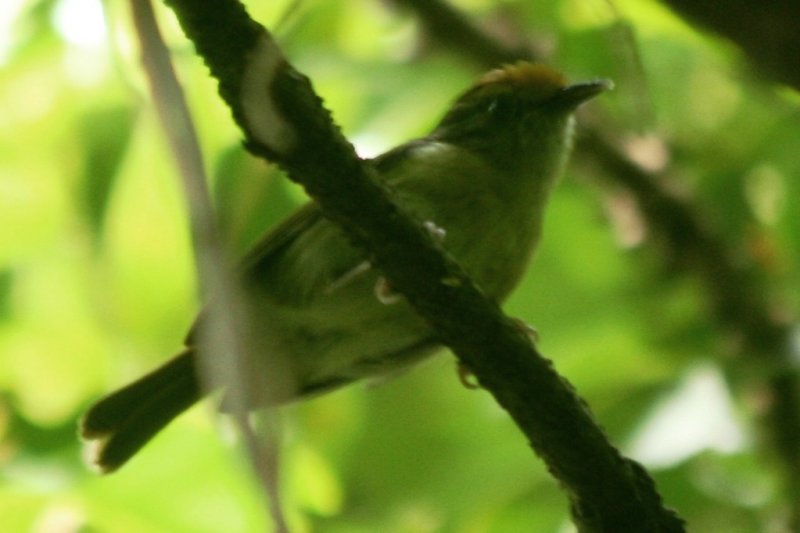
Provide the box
[81,62,610,472]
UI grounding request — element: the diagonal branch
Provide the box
[389,0,800,527]
[161,0,683,530]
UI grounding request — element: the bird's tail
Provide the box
[80,349,202,473]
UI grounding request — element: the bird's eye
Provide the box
[487,97,502,115]
[487,96,516,120]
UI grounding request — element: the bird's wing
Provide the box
[185,203,334,343]
[237,138,422,275]
[238,143,432,298]
[237,201,324,273]
[207,141,432,312]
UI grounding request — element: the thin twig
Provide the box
[129,0,288,529]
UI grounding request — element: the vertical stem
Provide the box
[129,0,288,529]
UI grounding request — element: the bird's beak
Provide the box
[551,78,613,110]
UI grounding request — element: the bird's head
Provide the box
[432,62,612,173]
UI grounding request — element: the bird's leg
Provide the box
[374,277,403,305]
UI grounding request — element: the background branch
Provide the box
[387,0,533,65]
[657,0,800,91]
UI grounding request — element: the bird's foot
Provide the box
[456,361,481,390]
[513,318,539,343]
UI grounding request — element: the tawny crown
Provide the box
[475,62,568,101]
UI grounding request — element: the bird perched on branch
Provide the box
[81,62,611,472]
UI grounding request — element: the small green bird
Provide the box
[81,62,611,472]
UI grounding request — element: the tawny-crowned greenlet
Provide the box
[81,62,611,472]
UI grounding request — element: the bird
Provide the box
[80,62,611,472]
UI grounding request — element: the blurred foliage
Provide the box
[1,0,798,531]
